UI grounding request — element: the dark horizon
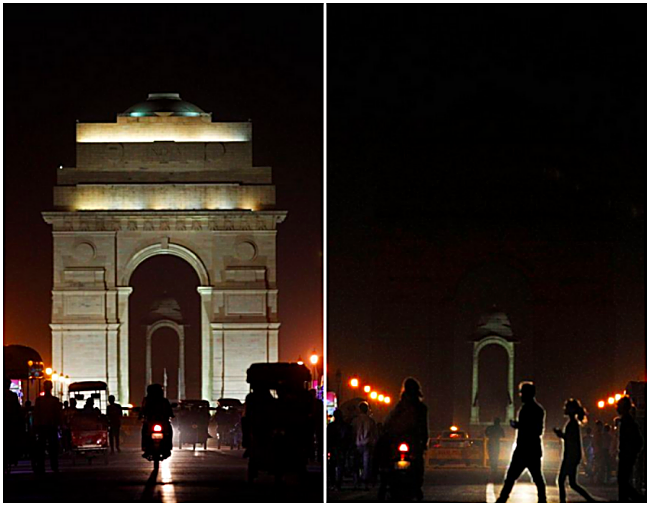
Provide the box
[327,5,645,433]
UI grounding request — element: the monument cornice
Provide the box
[42,210,287,232]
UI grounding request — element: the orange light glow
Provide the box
[309,353,319,365]
[378,394,385,402]
[597,400,605,408]
[370,391,378,400]
[363,385,371,393]
[45,367,53,376]
[450,425,458,432]
[349,378,359,388]
[607,397,615,405]
[384,396,391,404]
[615,394,622,401]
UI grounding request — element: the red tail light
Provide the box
[398,443,409,452]
[153,424,163,432]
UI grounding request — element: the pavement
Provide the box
[328,466,627,503]
[4,441,323,503]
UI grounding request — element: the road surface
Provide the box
[4,442,323,503]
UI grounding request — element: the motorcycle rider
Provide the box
[140,384,174,459]
[382,377,429,500]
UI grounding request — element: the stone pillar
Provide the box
[198,287,214,402]
[507,344,515,422]
[106,323,120,398]
[470,342,480,425]
[178,326,186,400]
[116,287,132,405]
[211,324,225,402]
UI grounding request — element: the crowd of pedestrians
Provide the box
[328,378,645,503]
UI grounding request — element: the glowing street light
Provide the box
[450,425,458,432]
[370,391,378,400]
[378,394,385,402]
[349,378,359,388]
[607,397,615,405]
[45,367,53,376]
[363,385,371,393]
[384,396,391,404]
[309,353,319,365]
[51,373,59,381]
[297,356,304,366]
[615,394,622,401]
[597,400,605,409]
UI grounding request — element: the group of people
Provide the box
[329,378,645,503]
[3,379,125,473]
[328,378,428,497]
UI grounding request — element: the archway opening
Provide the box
[129,255,200,404]
[478,343,509,424]
[151,327,180,400]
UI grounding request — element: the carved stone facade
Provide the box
[43,94,286,405]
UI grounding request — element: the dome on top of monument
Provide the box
[475,310,513,339]
[120,93,209,118]
[148,296,183,322]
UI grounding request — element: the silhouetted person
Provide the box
[107,395,122,454]
[83,397,100,416]
[615,396,644,502]
[486,417,505,477]
[601,423,613,484]
[140,384,174,458]
[383,377,429,501]
[553,399,595,503]
[328,408,353,490]
[496,381,546,503]
[4,377,22,468]
[582,426,594,479]
[351,401,378,489]
[242,383,276,480]
[33,380,62,473]
[62,398,78,453]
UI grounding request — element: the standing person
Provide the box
[61,398,78,453]
[496,381,547,503]
[553,399,595,503]
[601,424,613,484]
[383,377,429,501]
[33,380,63,473]
[351,401,378,490]
[107,395,123,454]
[327,408,353,491]
[615,396,644,502]
[592,420,605,483]
[4,377,23,470]
[486,417,505,478]
[581,426,595,479]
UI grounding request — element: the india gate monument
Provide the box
[42,93,286,405]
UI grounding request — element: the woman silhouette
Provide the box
[553,399,595,503]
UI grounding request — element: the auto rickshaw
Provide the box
[213,398,243,449]
[176,400,210,450]
[242,362,312,483]
[67,381,109,464]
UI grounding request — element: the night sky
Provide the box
[4,6,323,377]
[328,5,645,431]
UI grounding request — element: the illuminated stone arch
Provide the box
[145,319,186,400]
[470,314,517,427]
[44,95,286,408]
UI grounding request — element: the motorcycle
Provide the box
[378,439,421,501]
[143,420,171,470]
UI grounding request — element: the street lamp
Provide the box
[384,396,391,404]
[370,391,378,400]
[597,400,605,409]
[45,367,53,376]
[378,394,385,402]
[309,352,319,365]
[615,394,622,401]
[363,385,371,393]
[349,378,359,388]
[607,397,615,405]
[297,356,304,366]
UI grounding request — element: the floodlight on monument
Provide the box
[364,385,371,393]
[597,400,605,409]
[349,378,359,388]
[45,367,53,376]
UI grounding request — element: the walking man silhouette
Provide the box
[496,381,547,503]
